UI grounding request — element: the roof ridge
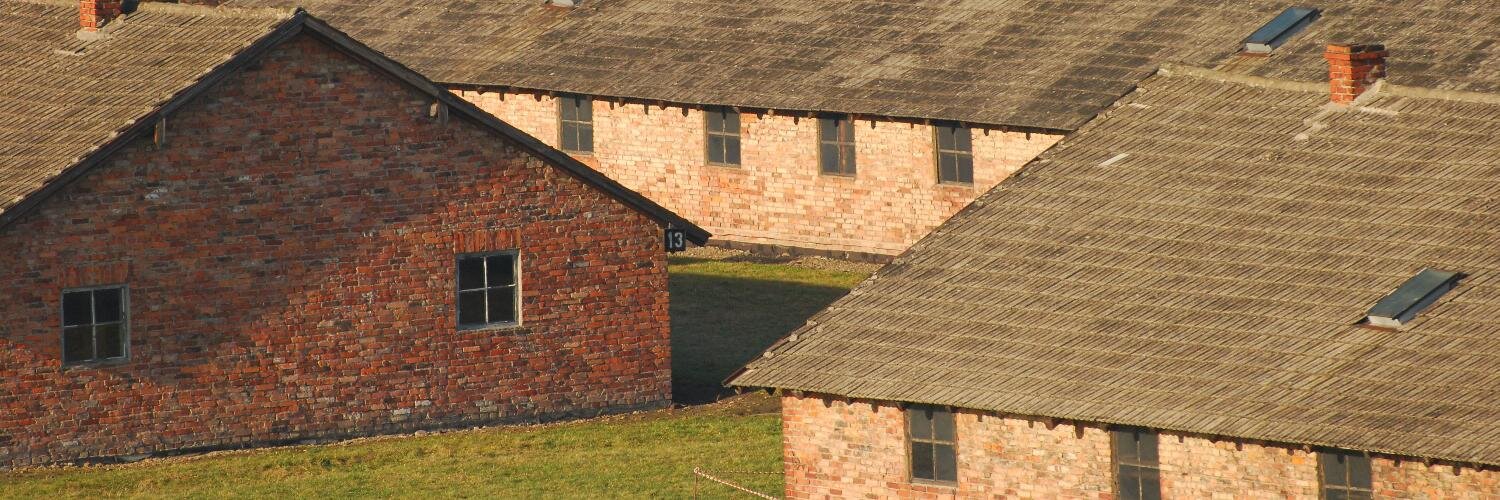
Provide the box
[133,1,295,19]
[1161,63,1500,106]
[4,0,295,19]
[1157,63,1326,93]
[5,0,77,7]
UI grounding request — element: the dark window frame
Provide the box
[558,95,594,154]
[455,251,521,330]
[1318,450,1373,500]
[905,405,958,485]
[817,114,857,176]
[60,285,129,365]
[1112,428,1162,500]
[934,123,975,185]
[705,107,742,167]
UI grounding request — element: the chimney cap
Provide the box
[1325,43,1388,56]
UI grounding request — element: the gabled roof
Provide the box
[731,66,1500,467]
[0,0,708,244]
[225,0,1500,131]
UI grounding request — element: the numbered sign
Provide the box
[664,228,688,252]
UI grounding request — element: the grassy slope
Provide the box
[0,255,868,498]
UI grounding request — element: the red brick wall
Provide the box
[457,91,1062,257]
[0,34,672,467]
[783,395,1500,499]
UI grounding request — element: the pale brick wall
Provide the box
[783,395,1500,499]
[457,90,1063,257]
[1159,435,1319,497]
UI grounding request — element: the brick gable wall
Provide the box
[0,34,671,467]
[782,395,1500,498]
[457,91,1062,258]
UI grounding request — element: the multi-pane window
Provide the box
[1113,428,1161,500]
[818,114,856,176]
[705,107,741,166]
[61,286,127,364]
[907,405,957,483]
[1319,451,1373,500]
[457,252,519,328]
[935,123,974,184]
[559,95,593,153]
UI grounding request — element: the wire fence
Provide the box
[690,466,782,499]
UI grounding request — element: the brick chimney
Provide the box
[79,0,122,31]
[1324,43,1387,104]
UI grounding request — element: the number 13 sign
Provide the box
[664,228,688,253]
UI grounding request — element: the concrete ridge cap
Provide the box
[9,0,295,20]
[1159,63,1500,107]
[133,1,296,20]
[1156,63,1326,94]
[1385,83,1500,106]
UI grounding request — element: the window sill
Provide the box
[909,479,959,489]
[936,181,975,188]
[818,172,857,179]
[61,357,129,370]
[457,322,526,333]
[705,162,743,170]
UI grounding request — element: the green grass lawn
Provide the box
[0,252,870,498]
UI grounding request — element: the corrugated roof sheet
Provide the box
[224,0,1500,131]
[731,66,1500,467]
[0,0,292,216]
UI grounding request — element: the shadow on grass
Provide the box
[669,257,867,405]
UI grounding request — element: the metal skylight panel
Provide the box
[1243,7,1320,54]
[1365,268,1460,330]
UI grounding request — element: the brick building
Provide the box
[0,0,705,467]
[224,0,1500,260]
[732,42,1500,499]
[222,0,1402,259]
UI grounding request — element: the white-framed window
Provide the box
[456,252,520,328]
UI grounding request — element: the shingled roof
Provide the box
[0,0,708,243]
[226,0,1500,131]
[730,66,1500,467]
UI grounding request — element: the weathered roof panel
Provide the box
[731,67,1500,466]
[226,0,1500,131]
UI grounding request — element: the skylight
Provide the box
[1364,268,1460,330]
[1243,7,1320,54]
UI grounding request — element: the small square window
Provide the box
[818,114,856,176]
[935,123,974,184]
[1320,451,1372,499]
[906,405,957,483]
[456,252,520,328]
[705,107,742,166]
[559,95,594,153]
[60,286,128,364]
